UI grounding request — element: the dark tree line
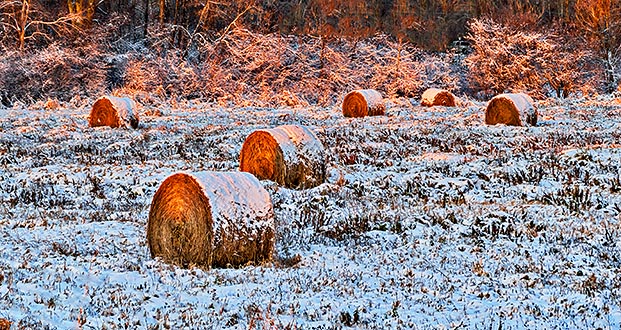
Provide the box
[1,0,619,51]
[0,0,619,106]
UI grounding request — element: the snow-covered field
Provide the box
[1,97,621,329]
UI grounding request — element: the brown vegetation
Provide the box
[420,88,456,107]
[342,89,385,117]
[465,18,601,99]
[147,172,275,268]
[0,1,620,105]
[575,0,621,91]
[0,318,10,330]
[485,93,538,126]
[88,96,139,129]
[240,125,326,189]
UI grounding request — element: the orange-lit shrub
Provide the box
[465,18,602,99]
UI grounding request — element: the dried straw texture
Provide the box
[88,96,140,129]
[421,88,456,107]
[147,172,275,268]
[485,93,538,126]
[342,89,386,117]
[0,318,10,330]
[240,125,326,189]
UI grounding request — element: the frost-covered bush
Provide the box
[121,30,461,107]
[0,43,108,106]
[465,18,602,99]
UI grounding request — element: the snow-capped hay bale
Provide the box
[147,171,275,268]
[88,96,139,129]
[240,125,326,189]
[421,88,456,107]
[342,89,385,117]
[485,93,537,126]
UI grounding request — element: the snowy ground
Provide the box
[1,96,621,329]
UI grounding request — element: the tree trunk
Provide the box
[396,37,403,72]
[67,0,95,27]
[18,0,29,52]
[143,0,149,38]
[606,50,618,93]
[159,0,165,25]
[86,0,95,26]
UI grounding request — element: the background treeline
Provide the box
[2,0,614,50]
[0,0,619,106]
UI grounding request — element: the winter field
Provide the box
[1,96,621,329]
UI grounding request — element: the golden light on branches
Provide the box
[1,0,79,51]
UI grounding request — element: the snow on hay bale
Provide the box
[421,88,456,107]
[88,96,139,129]
[240,124,326,189]
[147,171,275,268]
[342,89,385,117]
[485,93,538,126]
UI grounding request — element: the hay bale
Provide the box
[240,124,326,189]
[0,318,10,330]
[88,96,139,129]
[147,171,275,268]
[421,88,456,107]
[485,93,537,126]
[342,89,385,117]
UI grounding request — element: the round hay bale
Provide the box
[485,93,537,126]
[342,89,385,117]
[88,96,139,129]
[0,318,10,330]
[240,125,326,189]
[147,171,275,268]
[421,88,456,107]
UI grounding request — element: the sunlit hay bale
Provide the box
[88,96,139,129]
[147,171,275,268]
[342,89,385,118]
[0,318,10,330]
[240,125,326,189]
[420,88,456,107]
[485,93,538,126]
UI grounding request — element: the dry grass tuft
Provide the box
[420,88,456,107]
[44,98,60,110]
[240,125,326,189]
[485,93,537,126]
[342,89,386,117]
[88,96,140,129]
[147,172,275,268]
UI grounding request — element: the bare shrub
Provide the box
[465,18,601,99]
[0,43,107,106]
[121,51,204,100]
[575,0,621,92]
[0,0,77,52]
[0,18,466,108]
[136,30,460,107]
